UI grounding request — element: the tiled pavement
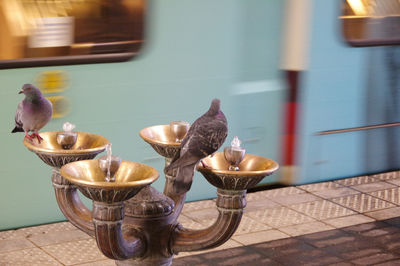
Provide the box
[3,171,400,265]
[175,219,400,265]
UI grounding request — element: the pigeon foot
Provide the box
[200,160,210,169]
[24,133,34,142]
[32,133,43,144]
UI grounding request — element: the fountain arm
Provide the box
[52,168,94,236]
[171,189,245,253]
[164,172,186,220]
[92,201,146,260]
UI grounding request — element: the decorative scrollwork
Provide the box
[148,142,180,159]
[125,186,174,218]
[35,151,101,168]
[76,185,145,204]
[198,169,265,191]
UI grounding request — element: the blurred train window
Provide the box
[341,0,400,46]
[0,0,146,68]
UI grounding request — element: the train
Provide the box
[1,0,399,230]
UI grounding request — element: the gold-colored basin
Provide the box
[24,131,110,167]
[139,125,182,158]
[24,131,109,154]
[197,153,279,191]
[61,160,159,203]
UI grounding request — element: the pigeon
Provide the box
[165,98,228,195]
[11,84,53,143]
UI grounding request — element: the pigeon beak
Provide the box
[18,90,24,94]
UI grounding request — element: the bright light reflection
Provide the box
[347,0,367,16]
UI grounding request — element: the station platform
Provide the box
[2,171,400,265]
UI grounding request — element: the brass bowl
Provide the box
[60,160,159,203]
[24,131,110,168]
[139,125,183,158]
[197,153,279,191]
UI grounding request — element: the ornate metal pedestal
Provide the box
[24,126,278,266]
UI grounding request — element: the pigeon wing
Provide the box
[188,115,228,157]
[174,115,227,164]
[11,102,24,133]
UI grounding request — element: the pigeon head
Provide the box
[207,98,221,116]
[19,84,43,100]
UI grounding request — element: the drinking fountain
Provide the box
[24,123,279,266]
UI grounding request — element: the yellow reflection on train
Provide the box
[37,70,70,118]
[37,70,68,94]
[46,96,71,118]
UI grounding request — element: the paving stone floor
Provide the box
[3,170,400,265]
[174,218,400,265]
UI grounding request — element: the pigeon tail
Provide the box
[164,150,180,175]
[171,164,196,195]
[11,126,24,133]
[164,151,198,176]
[164,160,178,176]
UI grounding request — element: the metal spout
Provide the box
[223,136,245,171]
[98,155,121,182]
[98,144,121,182]
[56,122,78,149]
[56,132,78,149]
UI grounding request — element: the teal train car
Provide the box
[1,0,399,230]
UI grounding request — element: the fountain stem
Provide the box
[171,189,246,253]
[163,157,185,212]
[93,201,146,260]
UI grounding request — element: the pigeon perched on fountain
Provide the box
[11,84,53,144]
[165,98,228,195]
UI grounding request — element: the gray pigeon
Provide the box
[165,98,228,195]
[11,84,53,143]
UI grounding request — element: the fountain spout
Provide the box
[169,121,190,143]
[93,201,146,260]
[224,136,246,171]
[56,122,78,149]
[98,143,121,182]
